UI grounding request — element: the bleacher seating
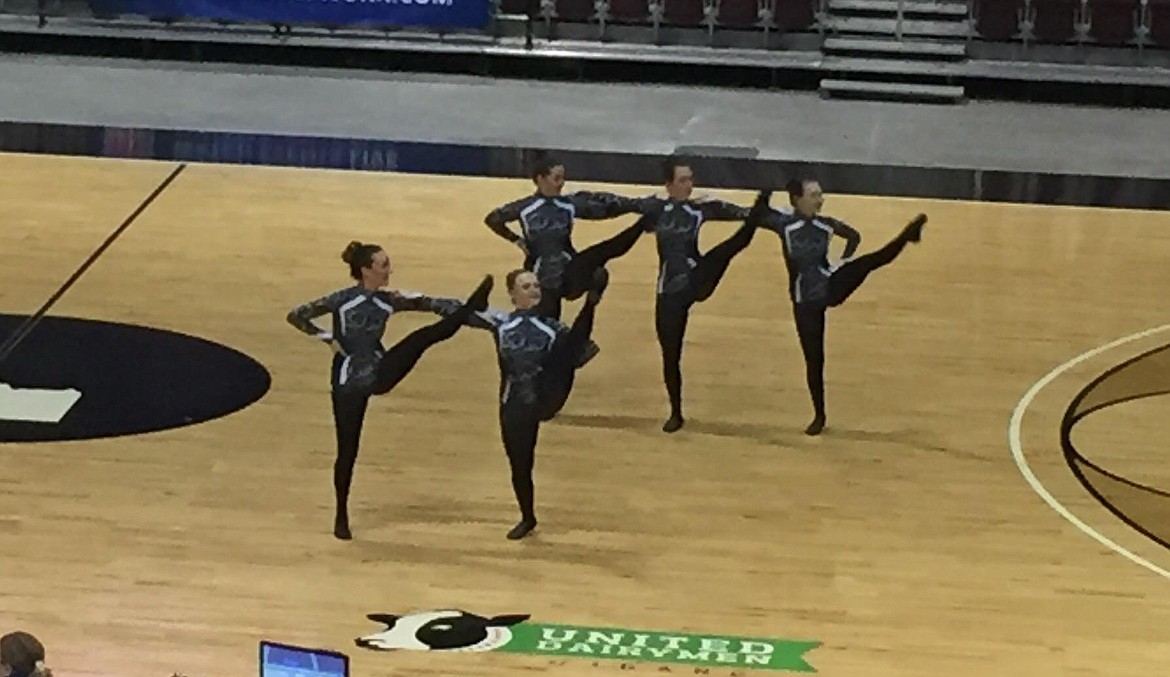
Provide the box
[490,0,815,38]
[968,0,1170,45]
[4,0,1170,73]
[13,0,1170,45]
[497,0,811,31]
[496,0,1170,44]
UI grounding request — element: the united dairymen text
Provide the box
[534,629,781,667]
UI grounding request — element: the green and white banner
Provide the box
[498,622,820,672]
[356,610,820,673]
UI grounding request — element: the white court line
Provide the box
[1008,323,1170,581]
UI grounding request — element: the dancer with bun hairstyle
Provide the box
[287,240,493,540]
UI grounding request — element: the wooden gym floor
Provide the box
[3,151,1170,677]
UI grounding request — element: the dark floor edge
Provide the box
[2,120,1168,210]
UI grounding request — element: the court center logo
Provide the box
[356,609,820,673]
[0,313,270,443]
[1059,342,1170,552]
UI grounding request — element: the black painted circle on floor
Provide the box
[0,314,271,443]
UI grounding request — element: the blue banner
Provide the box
[0,122,496,176]
[87,0,491,29]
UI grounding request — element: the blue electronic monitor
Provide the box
[259,641,349,677]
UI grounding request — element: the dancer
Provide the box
[466,267,607,540]
[287,240,493,540]
[754,179,927,435]
[484,153,649,320]
[637,156,762,433]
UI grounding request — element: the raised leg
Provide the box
[561,217,648,300]
[538,274,604,421]
[535,284,563,320]
[371,275,492,394]
[827,214,926,307]
[693,221,757,302]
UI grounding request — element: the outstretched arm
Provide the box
[697,197,750,221]
[567,191,657,220]
[464,307,512,331]
[749,190,799,235]
[387,290,464,316]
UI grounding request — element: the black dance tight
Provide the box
[330,279,489,538]
[536,218,646,319]
[793,226,915,429]
[331,389,370,537]
[655,221,757,426]
[500,405,539,524]
[500,296,599,527]
[370,310,470,394]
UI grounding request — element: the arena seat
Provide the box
[719,0,762,28]
[1088,0,1139,44]
[554,0,596,20]
[499,0,533,15]
[662,0,705,25]
[1149,0,1170,45]
[1031,0,1078,42]
[607,0,651,22]
[774,0,815,29]
[976,0,1022,40]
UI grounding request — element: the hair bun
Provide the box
[341,241,363,264]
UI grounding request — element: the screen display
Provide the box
[260,641,348,677]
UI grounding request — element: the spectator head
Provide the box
[0,632,51,677]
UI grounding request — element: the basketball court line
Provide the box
[0,161,186,424]
[1009,323,1170,582]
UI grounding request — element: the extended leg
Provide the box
[535,284,563,320]
[330,389,370,540]
[693,221,757,302]
[501,405,540,540]
[561,217,647,300]
[827,213,926,307]
[537,289,601,421]
[793,303,827,435]
[371,275,493,394]
[655,291,692,433]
